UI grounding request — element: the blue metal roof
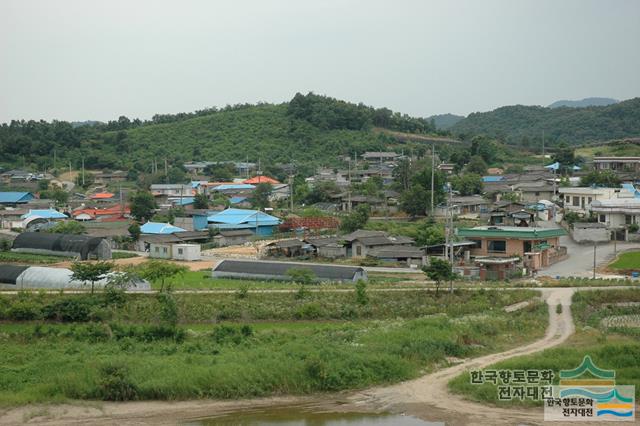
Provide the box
[172,197,195,206]
[21,209,68,219]
[140,222,187,234]
[482,176,504,183]
[0,192,34,204]
[621,183,640,198]
[212,184,255,191]
[545,162,560,170]
[207,208,281,227]
[229,196,248,204]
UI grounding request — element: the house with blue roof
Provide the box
[0,192,34,206]
[21,209,68,220]
[207,208,281,236]
[140,222,187,234]
[482,176,504,183]
[20,209,68,231]
[212,184,256,193]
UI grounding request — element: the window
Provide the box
[155,247,159,253]
[488,240,506,253]
[356,245,362,256]
[178,248,184,255]
[599,214,606,223]
[163,247,168,253]
[626,215,633,225]
[588,197,592,204]
[535,192,540,196]
[572,197,580,207]
[470,239,482,249]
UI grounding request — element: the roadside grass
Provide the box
[111,251,140,260]
[608,251,640,271]
[0,252,69,265]
[160,270,424,290]
[0,288,539,323]
[448,288,640,406]
[0,290,547,405]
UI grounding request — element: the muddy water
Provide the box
[184,406,442,426]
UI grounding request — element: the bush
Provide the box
[43,297,95,322]
[7,301,42,320]
[355,280,368,306]
[97,364,139,401]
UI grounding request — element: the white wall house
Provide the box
[149,243,201,261]
[591,198,640,229]
[559,187,632,214]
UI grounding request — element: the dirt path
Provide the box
[350,287,576,425]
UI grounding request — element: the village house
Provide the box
[207,208,281,236]
[571,222,610,243]
[591,198,640,240]
[361,151,399,163]
[559,186,637,215]
[0,192,35,207]
[435,195,489,218]
[212,229,254,247]
[593,156,640,173]
[457,226,568,271]
[93,170,127,185]
[150,184,194,197]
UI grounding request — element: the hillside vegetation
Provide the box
[0,93,448,173]
[451,97,640,146]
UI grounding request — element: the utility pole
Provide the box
[447,182,454,294]
[431,145,435,215]
[541,130,545,160]
[289,174,294,211]
[164,158,168,177]
[81,157,85,186]
[347,157,352,213]
[593,241,597,279]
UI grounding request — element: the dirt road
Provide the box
[351,287,576,425]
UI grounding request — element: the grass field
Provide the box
[0,251,69,264]
[608,251,640,271]
[448,288,640,406]
[0,288,546,405]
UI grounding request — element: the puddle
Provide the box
[184,407,442,426]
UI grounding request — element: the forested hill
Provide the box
[451,97,640,146]
[0,93,448,173]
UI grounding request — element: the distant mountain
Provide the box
[548,97,618,108]
[428,113,465,130]
[451,97,640,145]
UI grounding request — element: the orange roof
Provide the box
[243,176,280,184]
[72,205,130,217]
[89,192,116,199]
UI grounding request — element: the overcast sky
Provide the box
[1,0,639,123]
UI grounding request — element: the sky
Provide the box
[1,0,639,123]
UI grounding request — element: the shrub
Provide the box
[355,280,368,306]
[556,304,563,314]
[156,292,178,326]
[97,364,139,401]
[43,297,95,322]
[7,301,42,320]
[235,285,249,299]
[295,303,323,320]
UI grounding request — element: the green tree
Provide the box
[414,221,445,246]
[450,173,483,196]
[130,191,157,222]
[340,204,370,233]
[580,170,621,187]
[465,155,488,175]
[40,188,69,205]
[49,221,86,234]
[193,193,210,209]
[251,183,272,209]
[70,261,114,294]
[204,163,235,180]
[400,185,429,217]
[128,222,141,240]
[393,158,412,191]
[422,257,456,297]
[135,260,188,292]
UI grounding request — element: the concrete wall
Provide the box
[572,227,609,243]
[150,243,172,259]
[317,245,347,258]
[173,244,201,261]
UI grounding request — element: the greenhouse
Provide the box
[11,232,112,260]
[0,265,150,290]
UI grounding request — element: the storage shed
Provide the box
[0,264,150,290]
[12,232,112,260]
[212,260,367,283]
